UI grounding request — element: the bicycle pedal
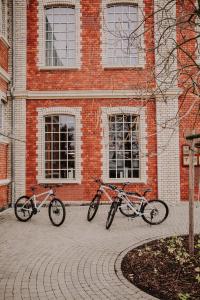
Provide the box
[33,208,37,214]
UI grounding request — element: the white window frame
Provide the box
[0,100,3,131]
[38,0,81,70]
[37,107,82,184]
[101,0,145,68]
[101,106,147,183]
[0,0,8,42]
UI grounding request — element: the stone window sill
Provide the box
[0,35,10,48]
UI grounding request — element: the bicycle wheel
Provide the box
[48,198,66,226]
[87,195,101,221]
[106,201,118,230]
[14,196,34,222]
[141,200,169,225]
[119,199,140,217]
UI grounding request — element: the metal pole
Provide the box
[188,139,195,255]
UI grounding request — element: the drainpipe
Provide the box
[10,0,15,207]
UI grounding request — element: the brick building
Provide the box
[0,0,11,210]
[0,0,200,209]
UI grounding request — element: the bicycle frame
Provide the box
[24,189,54,212]
[117,191,149,216]
[97,184,117,202]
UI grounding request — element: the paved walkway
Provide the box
[0,203,200,300]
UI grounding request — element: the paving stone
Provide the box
[0,204,199,300]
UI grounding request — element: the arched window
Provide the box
[44,114,76,179]
[102,0,144,68]
[37,107,82,183]
[108,114,140,179]
[45,6,76,67]
[0,0,8,39]
[38,0,81,69]
[105,3,138,66]
[101,106,147,183]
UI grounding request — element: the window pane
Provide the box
[105,4,138,66]
[44,115,76,179]
[45,6,76,67]
[108,114,140,179]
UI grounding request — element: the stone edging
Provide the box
[114,237,162,300]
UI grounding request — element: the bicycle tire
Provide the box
[106,201,118,230]
[14,196,34,222]
[87,195,101,222]
[48,198,66,226]
[141,199,169,225]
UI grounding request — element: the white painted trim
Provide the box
[0,178,10,186]
[38,0,81,69]
[101,106,147,183]
[13,89,152,99]
[12,87,182,100]
[37,106,82,184]
[0,65,10,82]
[0,34,10,48]
[101,0,145,68]
[39,66,79,71]
[0,135,9,144]
[13,1,27,91]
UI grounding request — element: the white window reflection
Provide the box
[45,6,76,67]
[45,115,76,179]
[104,4,138,66]
[108,114,140,179]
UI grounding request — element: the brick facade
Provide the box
[26,98,158,201]
[0,0,11,210]
[0,0,200,208]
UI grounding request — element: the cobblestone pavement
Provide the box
[0,203,200,300]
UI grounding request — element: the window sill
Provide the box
[38,66,80,71]
[0,35,10,48]
[37,178,81,184]
[0,135,9,144]
[103,65,144,71]
[102,177,146,184]
[0,179,11,187]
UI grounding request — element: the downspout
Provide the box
[10,0,15,207]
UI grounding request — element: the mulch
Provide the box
[121,235,200,300]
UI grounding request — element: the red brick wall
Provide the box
[0,144,8,180]
[0,77,8,93]
[0,144,9,208]
[27,0,155,91]
[26,99,158,201]
[0,186,9,209]
[0,39,9,72]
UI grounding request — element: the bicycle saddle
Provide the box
[143,188,152,195]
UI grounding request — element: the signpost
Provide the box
[186,133,200,255]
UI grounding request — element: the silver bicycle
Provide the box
[106,187,169,229]
[14,185,66,226]
[87,178,118,221]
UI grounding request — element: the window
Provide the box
[101,106,147,183]
[104,3,138,66]
[0,0,8,39]
[102,0,145,68]
[108,114,140,179]
[45,6,76,67]
[45,115,76,179]
[37,107,82,183]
